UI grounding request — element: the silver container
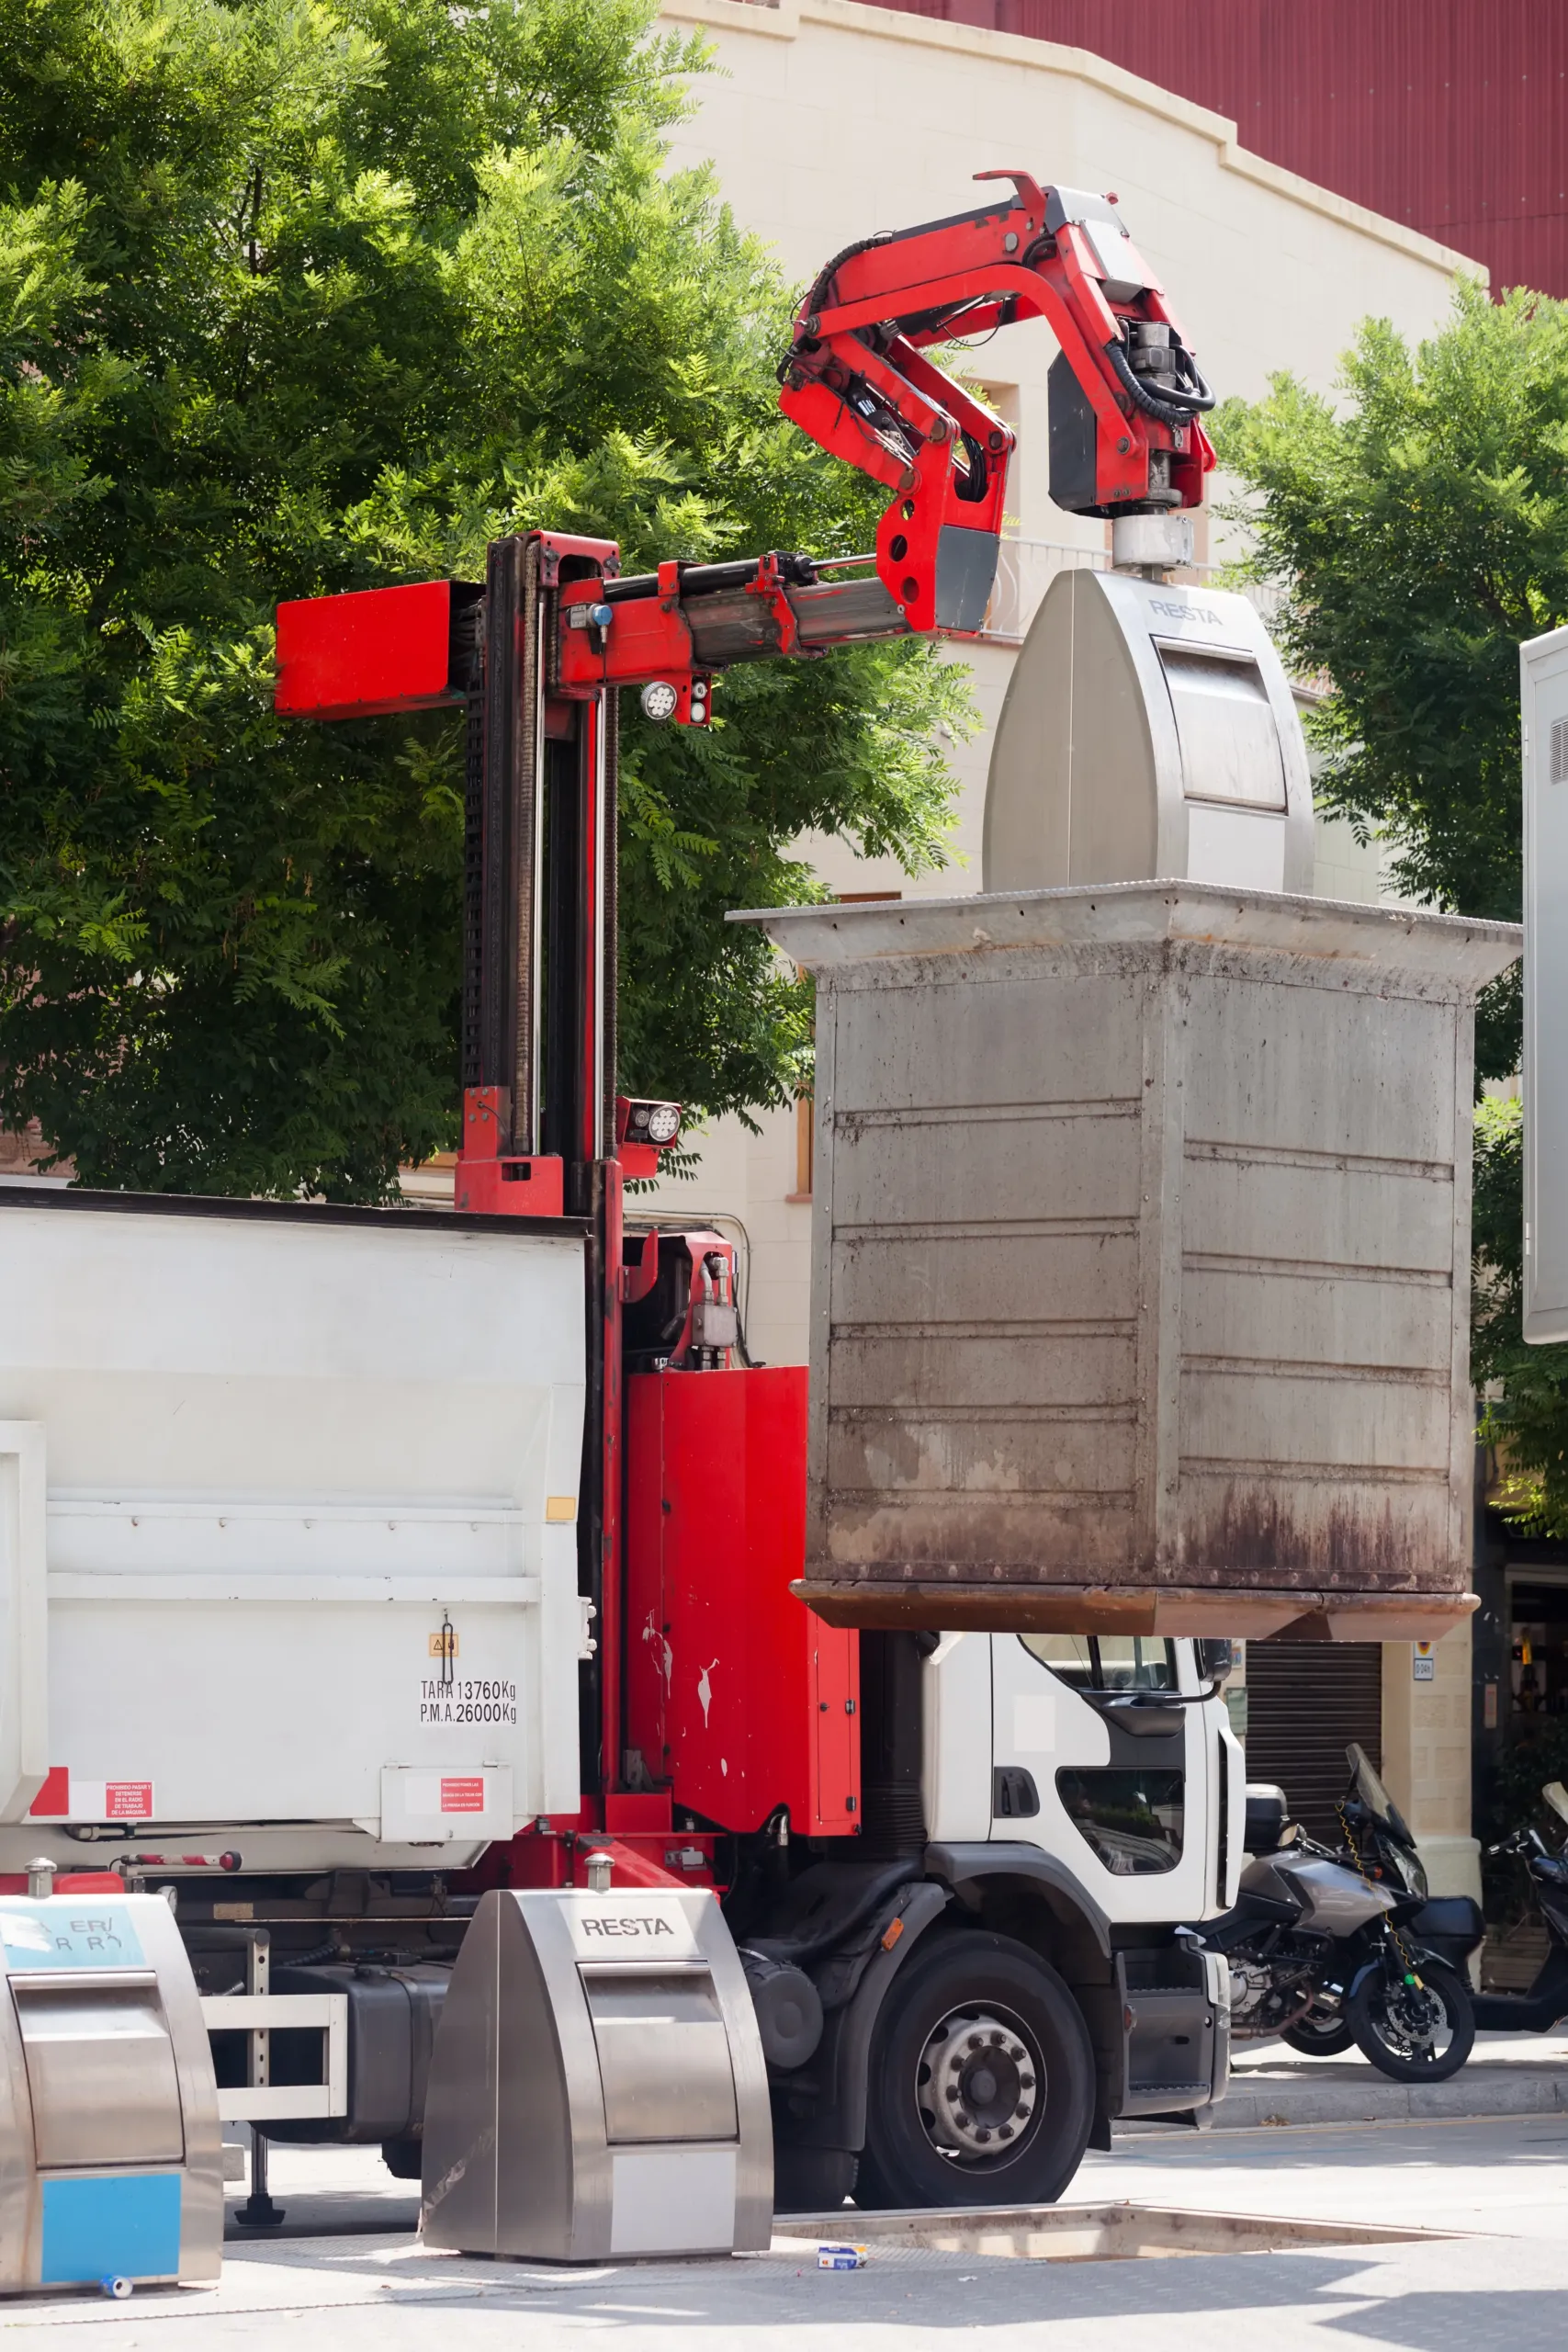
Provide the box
[0,1890,222,2294]
[983,571,1315,898]
[737,883,1519,1640]
[421,1886,772,2261]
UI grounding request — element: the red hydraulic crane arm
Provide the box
[778,173,1215,636]
[268,170,1218,1824]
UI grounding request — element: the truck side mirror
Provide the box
[1195,1638,1235,1686]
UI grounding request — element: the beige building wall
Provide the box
[1382,1626,1480,1902]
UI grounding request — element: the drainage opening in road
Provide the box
[777,2203,1452,2264]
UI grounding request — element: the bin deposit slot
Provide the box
[12,1977,184,2169]
[1156,645,1286,810]
[581,1963,738,2144]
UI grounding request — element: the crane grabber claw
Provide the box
[778,170,1217,628]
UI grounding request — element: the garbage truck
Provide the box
[0,174,1515,2215]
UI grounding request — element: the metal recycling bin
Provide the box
[0,1891,222,2294]
[420,1886,772,2261]
[983,571,1316,898]
[735,881,1521,1642]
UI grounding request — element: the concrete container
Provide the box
[737,883,1519,1641]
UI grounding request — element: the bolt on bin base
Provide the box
[233,2132,285,2228]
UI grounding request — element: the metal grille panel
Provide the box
[1244,1643,1382,1842]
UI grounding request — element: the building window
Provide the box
[789,1093,814,1203]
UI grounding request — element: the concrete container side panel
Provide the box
[823,1496,1141,1578]
[1143,964,1187,1574]
[829,1230,1140,1328]
[1179,1153,1456,1274]
[828,966,1144,1113]
[1181,1264,1454,1374]
[829,1107,1141,1228]
[1179,971,1462,1164]
[826,1407,1136,1508]
[1180,1365,1453,1472]
[828,1331,1136,1411]
[1176,1470,1459,1592]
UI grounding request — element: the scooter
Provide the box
[1196,1746,1479,2082]
[1472,1781,1568,2033]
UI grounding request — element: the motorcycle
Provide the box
[1282,1742,1485,2067]
[1191,1744,1478,2083]
[1472,1779,1568,2033]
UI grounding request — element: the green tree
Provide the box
[0,0,967,1199]
[1215,282,1568,1527]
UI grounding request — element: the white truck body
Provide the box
[0,1193,587,1871]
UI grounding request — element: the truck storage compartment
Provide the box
[625,1363,859,1836]
[739,883,1518,1640]
[0,1190,588,1876]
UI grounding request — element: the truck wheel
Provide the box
[381,2136,423,2180]
[855,1931,1094,2210]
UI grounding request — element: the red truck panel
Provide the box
[275,580,457,719]
[626,1365,859,1837]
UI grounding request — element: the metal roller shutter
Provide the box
[1244,1645,1383,1841]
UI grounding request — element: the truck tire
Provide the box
[381,2137,423,2180]
[854,1930,1094,2210]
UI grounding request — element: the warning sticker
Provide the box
[104,1782,154,1820]
[418,1678,517,1727]
[440,1778,486,1815]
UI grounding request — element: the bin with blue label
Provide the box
[0,1878,222,2294]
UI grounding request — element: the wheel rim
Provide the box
[1365,1974,1455,2066]
[915,2004,1043,2165]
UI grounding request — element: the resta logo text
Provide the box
[580,1915,677,1938]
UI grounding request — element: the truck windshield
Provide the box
[1020,1635,1177,1692]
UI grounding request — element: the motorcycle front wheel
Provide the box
[1280,2003,1355,2059]
[1347,1956,1474,2082]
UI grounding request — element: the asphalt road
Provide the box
[5,2117,1566,2349]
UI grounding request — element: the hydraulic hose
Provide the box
[1105,336,1216,427]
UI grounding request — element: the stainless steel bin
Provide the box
[0,1890,222,2293]
[421,1887,772,2260]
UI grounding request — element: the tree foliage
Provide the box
[1215,283,1568,1528]
[1471,1096,1568,1534]
[0,0,968,1198]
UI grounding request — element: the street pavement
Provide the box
[1161,2028,1568,2130]
[5,2105,1568,2348]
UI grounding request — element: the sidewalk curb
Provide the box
[1119,2072,1568,2134]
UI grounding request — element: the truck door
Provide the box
[988,1634,1213,1925]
